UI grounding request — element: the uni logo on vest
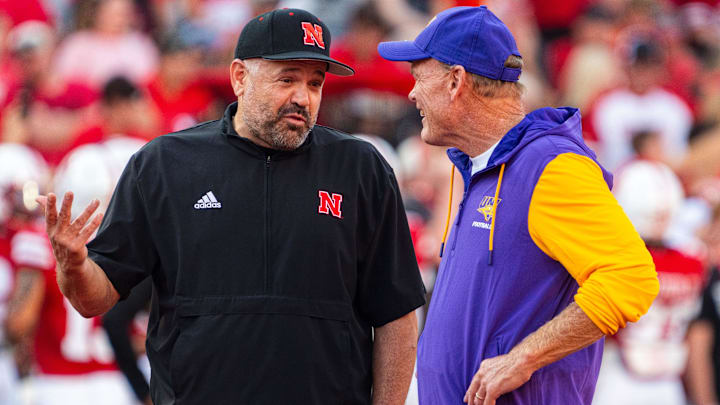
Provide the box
[477,195,501,221]
[472,196,501,230]
[318,190,342,218]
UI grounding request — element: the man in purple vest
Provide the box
[379,6,658,405]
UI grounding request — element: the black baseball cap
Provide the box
[234,8,354,76]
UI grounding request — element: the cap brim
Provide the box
[261,51,355,76]
[377,41,429,62]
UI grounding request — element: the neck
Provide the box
[452,97,525,157]
[232,106,273,149]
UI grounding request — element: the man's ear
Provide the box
[230,59,249,97]
[447,65,467,101]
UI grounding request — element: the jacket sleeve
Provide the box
[355,170,426,327]
[527,152,658,335]
[87,155,158,299]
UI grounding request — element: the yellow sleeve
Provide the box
[528,152,658,335]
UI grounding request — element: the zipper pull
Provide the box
[266,155,271,166]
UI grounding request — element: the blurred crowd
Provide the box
[0,0,720,404]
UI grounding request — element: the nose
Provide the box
[408,86,417,103]
[291,84,310,108]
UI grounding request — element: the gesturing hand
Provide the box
[463,352,534,405]
[36,192,103,273]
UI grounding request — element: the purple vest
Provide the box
[418,107,612,404]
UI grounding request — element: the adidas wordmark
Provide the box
[194,191,222,209]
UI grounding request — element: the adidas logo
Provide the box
[194,191,222,209]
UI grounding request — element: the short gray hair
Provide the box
[441,55,525,99]
[241,58,263,75]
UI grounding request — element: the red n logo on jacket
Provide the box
[318,190,342,218]
[301,22,325,49]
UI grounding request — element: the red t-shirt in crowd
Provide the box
[146,76,214,135]
[323,41,415,98]
[0,76,98,166]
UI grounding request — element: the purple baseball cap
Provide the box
[377,6,521,82]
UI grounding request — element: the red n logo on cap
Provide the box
[318,190,342,218]
[301,22,325,49]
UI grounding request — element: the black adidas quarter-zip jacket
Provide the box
[87,102,426,405]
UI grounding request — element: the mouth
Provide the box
[283,114,307,126]
[419,109,425,118]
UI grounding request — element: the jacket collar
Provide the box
[447,107,588,187]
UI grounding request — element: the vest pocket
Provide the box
[169,296,352,404]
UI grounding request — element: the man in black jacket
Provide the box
[37,8,425,405]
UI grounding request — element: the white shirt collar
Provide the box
[470,140,501,176]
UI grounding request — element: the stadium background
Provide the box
[1,0,720,404]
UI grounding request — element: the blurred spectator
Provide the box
[396,136,463,280]
[131,0,159,34]
[527,0,590,81]
[153,0,280,109]
[679,2,720,69]
[3,141,141,405]
[0,143,49,405]
[680,53,720,184]
[324,3,413,97]
[156,0,238,53]
[694,66,720,137]
[686,204,720,405]
[146,35,214,134]
[594,159,704,405]
[665,179,720,259]
[371,0,428,42]
[681,124,720,188]
[585,35,694,171]
[280,0,365,38]
[70,76,158,150]
[42,0,79,34]
[322,3,416,143]
[54,0,159,90]
[483,0,550,109]
[529,0,589,40]
[630,129,665,161]
[556,4,623,111]
[686,9,720,139]
[0,20,98,167]
[157,0,278,57]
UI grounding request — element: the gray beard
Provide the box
[243,107,314,151]
[249,122,312,151]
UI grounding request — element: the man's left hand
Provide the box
[463,351,534,405]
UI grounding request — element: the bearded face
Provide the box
[236,59,325,151]
[241,92,316,151]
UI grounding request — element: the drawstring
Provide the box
[438,162,505,263]
[439,164,455,257]
[488,163,505,265]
